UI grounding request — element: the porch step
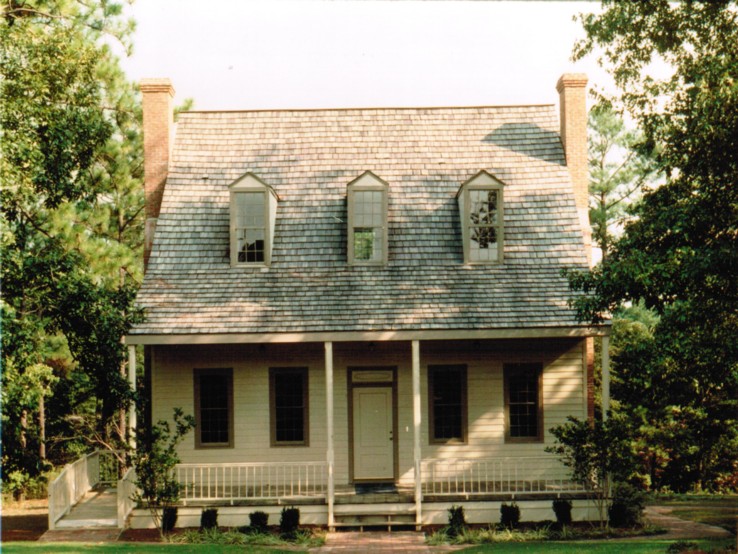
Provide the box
[333,503,416,531]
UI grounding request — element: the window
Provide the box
[194,368,233,448]
[269,368,309,446]
[347,172,388,265]
[457,171,505,263]
[229,173,278,266]
[504,363,543,442]
[428,365,467,444]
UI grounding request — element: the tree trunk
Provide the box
[119,360,127,444]
[39,394,46,460]
[20,408,28,449]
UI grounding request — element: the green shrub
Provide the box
[2,471,49,501]
[608,482,646,527]
[552,499,572,525]
[666,540,699,553]
[249,510,269,533]
[279,506,300,538]
[500,502,520,529]
[200,508,218,530]
[161,506,177,533]
[447,504,467,538]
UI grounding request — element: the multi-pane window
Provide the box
[468,189,499,262]
[270,368,309,446]
[353,190,384,262]
[458,171,504,264]
[347,172,388,265]
[235,191,266,263]
[194,369,233,448]
[428,365,467,443]
[229,173,278,267]
[504,364,543,442]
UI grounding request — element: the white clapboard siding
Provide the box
[150,338,586,488]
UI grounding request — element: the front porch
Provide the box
[126,334,610,529]
[128,456,594,529]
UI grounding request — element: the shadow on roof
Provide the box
[483,123,565,166]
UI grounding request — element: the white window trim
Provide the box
[458,170,505,264]
[228,173,278,268]
[347,171,389,266]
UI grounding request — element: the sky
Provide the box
[118,1,611,111]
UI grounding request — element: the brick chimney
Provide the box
[140,78,175,268]
[556,73,592,265]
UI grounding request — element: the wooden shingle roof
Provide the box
[130,104,591,338]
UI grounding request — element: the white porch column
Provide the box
[602,335,611,420]
[324,342,335,530]
[128,345,137,448]
[411,340,422,527]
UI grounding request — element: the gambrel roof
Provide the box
[129,104,592,339]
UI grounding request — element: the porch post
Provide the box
[324,342,335,530]
[411,340,422,527]
[601,335,611,420]
[128,345,137,448]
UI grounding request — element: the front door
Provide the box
[352,386,395,481]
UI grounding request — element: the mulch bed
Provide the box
[118,527,169,542]
[1,513,49,542]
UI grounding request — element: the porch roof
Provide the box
[130,104,596,339]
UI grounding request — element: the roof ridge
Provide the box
[180,103,556,115]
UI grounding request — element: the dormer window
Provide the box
[229,173,278,267]
[458,171,505,264]
[347,172,388,265]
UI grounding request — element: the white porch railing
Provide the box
[47,450,123,530]
[421,457,586,497]
[176,462,328,505]
[117,467,137,528]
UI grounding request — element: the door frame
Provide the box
[347,366,399,484]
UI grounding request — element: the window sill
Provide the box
[504,437,543,444]
[195,443,234,449]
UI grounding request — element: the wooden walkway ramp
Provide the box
[54,486,118,529]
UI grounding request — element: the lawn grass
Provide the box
[0,544,297,553]
[456,537,736,553]
[651,494,738,534]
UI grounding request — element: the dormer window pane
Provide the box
[229,173,277,267]
[235,191,266,263]
[469,189,499,262]
[353,190,383,262]
[347,172,388,265]
[458,172,504,264]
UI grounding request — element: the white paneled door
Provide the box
[352,387,394,480]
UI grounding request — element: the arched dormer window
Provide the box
[347,171,388,265]
[229,173,278,267]
[457,171,505,264]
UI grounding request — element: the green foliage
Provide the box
[552,499,572,526]
[500,503,520,530]
[200,509,218,530]
[172,527,324,548]
[0,0,143,492]
[0,470,49,501]
[570,0,738,492]
[546,415,636,525]
[588,103,659,259]
[249,511,269,533]
[131,408,195,537]
[426,522,662,546]
[278,507,300,539]
[447,504,467,538]
[608,483,645,527]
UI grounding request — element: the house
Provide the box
[124,74,610,529]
